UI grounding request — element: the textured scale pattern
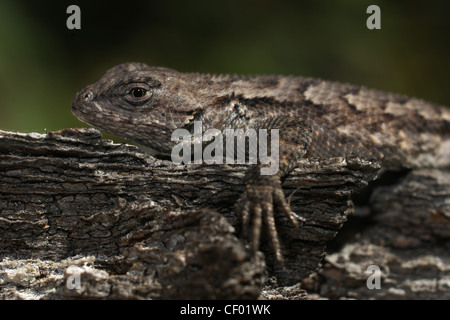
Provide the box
[72,62,450,265]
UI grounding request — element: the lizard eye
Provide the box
[131,88,146,98]
[125,85,152,105]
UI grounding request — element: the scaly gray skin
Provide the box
[72,62,450,265]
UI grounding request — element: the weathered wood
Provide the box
[302,169,450,299]
[0,128,447,299]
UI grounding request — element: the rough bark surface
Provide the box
[0,128,448,299]
[303,169,450,299]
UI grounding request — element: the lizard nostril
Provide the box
[83,90,94,102]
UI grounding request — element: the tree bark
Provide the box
[0,128,448,299]
[302,168,450,299]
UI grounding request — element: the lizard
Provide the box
[72,62,450,266]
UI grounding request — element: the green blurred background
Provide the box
[1,0,449,139]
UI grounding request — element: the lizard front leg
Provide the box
[235,116,312,266]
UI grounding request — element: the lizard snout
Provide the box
[71,86,98,121]
[75,87,95,103]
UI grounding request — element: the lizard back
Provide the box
[72,63,450,170]
[181,71,450,170]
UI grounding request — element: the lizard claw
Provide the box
[236,175,300,266]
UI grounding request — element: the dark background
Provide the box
[1,0,449,137]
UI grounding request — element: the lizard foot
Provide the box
[235,174,299,266]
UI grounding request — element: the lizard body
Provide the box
[72,62,450,264]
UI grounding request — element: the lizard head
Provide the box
[72,62,203,156]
